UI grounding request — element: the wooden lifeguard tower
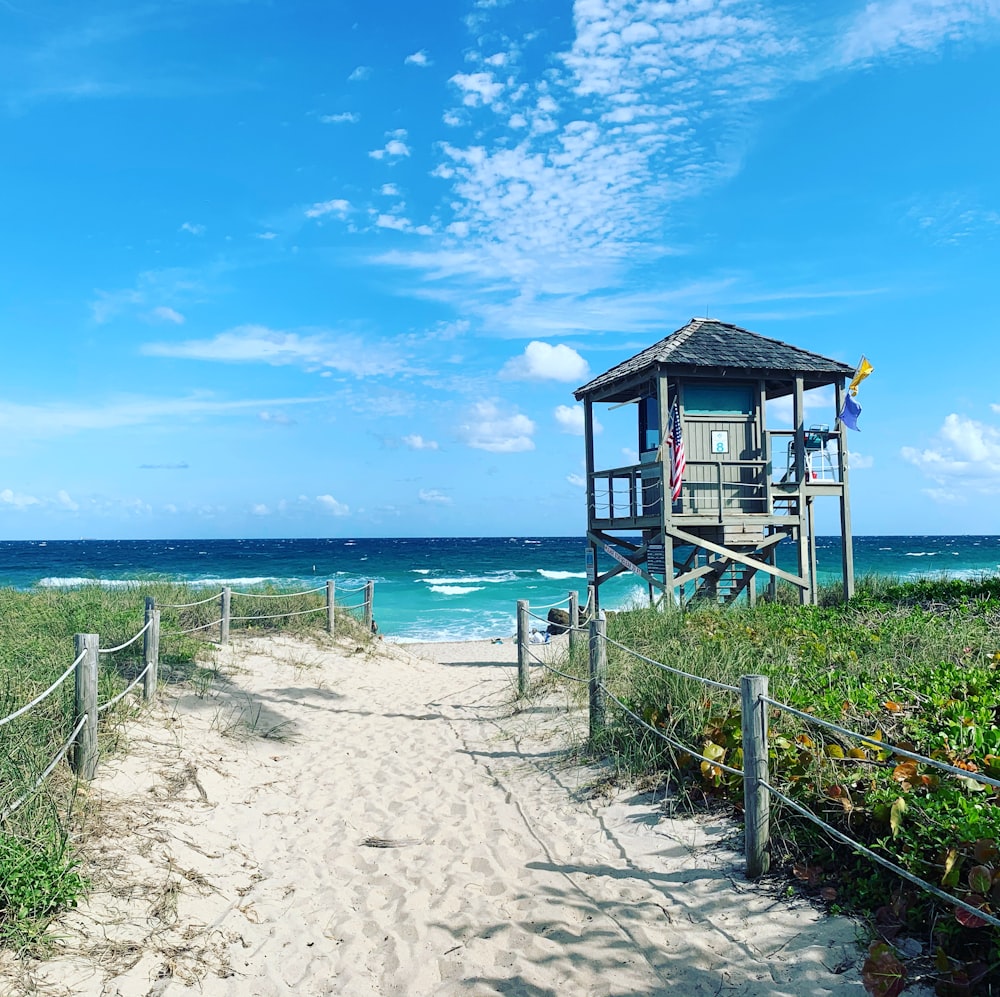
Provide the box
[574,318,858,609]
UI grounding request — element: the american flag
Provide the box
[667,398,685,503]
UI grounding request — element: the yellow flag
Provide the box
[848,356,873,397]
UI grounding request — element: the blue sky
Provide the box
[1,0,999,540]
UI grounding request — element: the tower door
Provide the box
[680,383,763,513]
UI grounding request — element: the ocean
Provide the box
[1,535,998,642]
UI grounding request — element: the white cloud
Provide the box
[839,0,1000,65]
[320,111,359,124]
[460,400,535,453]
[403,434,439,450]
[901,412,1000,497]
[370,130,411,160]
[57,489,79,510]
[566,473,586,488]
[348,66,371,82]
[375,213,412,231]
[150,306,184,324]
[405,50,432,66]
[0,488,39,509]
[317,494,350,516]
[306,198,350,219]
[450,71,505,107]
[256,231,278,240]
[380,183,401,196]
[259,410,295,426]
[554,404,586,436]
[501,341,589,382]
[143,325,409,377]
[849,452,874,470]
[252,503,270,516]
[180,222,205,235]
[419,488,452,504]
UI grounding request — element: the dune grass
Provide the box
[0,581,363,953]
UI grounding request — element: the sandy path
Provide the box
[0,633,910,997]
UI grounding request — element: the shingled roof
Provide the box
[574,318,856,402]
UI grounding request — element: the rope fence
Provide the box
[0,577,375,821]
[513,593,1000,930]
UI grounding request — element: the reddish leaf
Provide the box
[792,862,823,887]
[968,865,992,895]
[820,887,838,902]
[955,897,991,929]
[884,700,902,712]
[861,941,907,997]
[973,839,999,864]
[892,760,918,784]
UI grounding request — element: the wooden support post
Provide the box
[363,580,374,631]
[587,583,597,619]
[72,633,99,780]
[142,597,159,702]
[741,674,770,879]
[516,599,529,697]
[589,612,607,745]
[568,590,580,656]
[220,587,231,645]
[326,580,336,635]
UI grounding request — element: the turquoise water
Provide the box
[1,536,998,642]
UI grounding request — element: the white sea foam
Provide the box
[417,573,517,585]
[905,552,937,557]
[537,570,587,580]
[411,569,431,574]
[429,585,486,596]
[39,577,139,589]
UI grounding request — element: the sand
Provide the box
[0,632,926,997]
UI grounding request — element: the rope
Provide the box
[0,714,88,823]
[230,585,327,599]
[158,590,225,609]
[761,695,1000,792]
[760,780,1000,929]
[526,609,557,625]
[525,647,589,684]
[604,636,740,694]
[336,584,369,594]
[337,601,366,611]
[98,663,151,713]
[228,605,326,623]
[529,596,572,611]
[98,618,152,655]
[0,650,86,730]
[163,618,225,636]
[600,682,744,777]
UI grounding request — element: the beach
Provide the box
[1,632,929,997]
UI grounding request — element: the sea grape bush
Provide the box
[602,576,1000,996]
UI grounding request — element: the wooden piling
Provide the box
[516,599,529,697]
[72,634,99,779]
[220,587,231,645]
[589,612,607,744]
[741,674,770,878]
[326,580,336,635]
[142,597,159,702]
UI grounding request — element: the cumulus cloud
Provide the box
[369,130,411,160]
[501,342,589,382]
[403,434,439,450]
[0,487,39,509]
[180,222,205,235]
[405,50,432,66]
[554,404,586,436]
[252,503,270,516]
[449,71,505,107]
[460,400,535,453]
[901,412,1000,498]
[317,494,350,516]
[306,199,350,220]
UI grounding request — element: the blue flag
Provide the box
[840,393,862,431]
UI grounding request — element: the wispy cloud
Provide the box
[142,325,412,377]
[418,488,451,504]
[0,394,327,440]
[139,462,189,470]
[320,111,359,124]
[405,50,432,67]
[403,434,439,450]
[306,198,351,220]
[348,66,371,82]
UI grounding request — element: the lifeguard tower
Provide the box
[573,318,858,609]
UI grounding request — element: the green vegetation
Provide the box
[558,576,1000,994]
[0,581,358,954]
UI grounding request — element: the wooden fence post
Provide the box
[568,590,580,656]
[516,599,529,697]
[326,580,336,635]
[589,612,607,744]
[587,584,597,619]
[142,597,159,702]
[741,674,771,879]
[72,633,99,780]
[363,580,374,632]
[220,587,231,645]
